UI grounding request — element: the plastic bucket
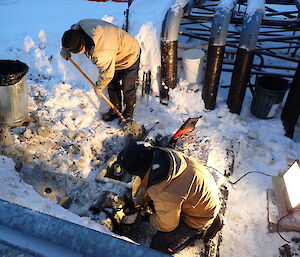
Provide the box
[0,60,29,127]
[250,75,289,119]
[182,49,205,84]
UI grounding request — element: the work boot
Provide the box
[102,109,119,122]
[102,90,121,122]
[202,214,224,241]
[122,99,136,120]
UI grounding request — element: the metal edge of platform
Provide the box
[0,199,168,257]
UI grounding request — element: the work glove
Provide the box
[139,200,155,222]
[94,81,105,95]
[123,194,137,215]
[140,209,151,222]
[60,48,71,60]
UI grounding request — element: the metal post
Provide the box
[202,0,238,110]
[281,61,300,139]
[160,6,185,105]
[227,0,265,114]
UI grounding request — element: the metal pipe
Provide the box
[221,69,295,78]
[160,5,185,104]
[202,0,238,110]
[281,61,300,139]
[179,31,300,63]
[223,60,297,71]
[227,0,265,114]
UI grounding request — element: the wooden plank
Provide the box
[267,188,290,232]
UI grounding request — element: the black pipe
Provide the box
[202,45,225,110]
[222,60,297,71]
[161,41,177,90]
[281,61,300,139]
[160,41,178,104]
[180,31,300,64]
[227,49,255,114]
[183,16,300,27]
[221,69,295,78]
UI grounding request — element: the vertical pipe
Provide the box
[160,7,184,104]
[202,0,238,110]
[294,0,300,11]
[281,61,300,139]
[227,0,265,114]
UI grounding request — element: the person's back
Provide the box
[60,19,141,122]
[77,19,140,71]
[145,147,220,232]
[117,142,223,254]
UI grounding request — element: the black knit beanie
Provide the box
[117,143,154,176]
[62,29,85,53]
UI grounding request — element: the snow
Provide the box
[0,0,300,257]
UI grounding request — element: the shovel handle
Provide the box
[68,57,126,122]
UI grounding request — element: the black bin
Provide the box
[250,76,289,119]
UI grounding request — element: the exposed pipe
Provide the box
[160,0,205,105]
[160,5,185,104]
[201,0,238,110]
[281,61,300,139]
[227,0,265,114]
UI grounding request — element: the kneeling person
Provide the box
[117,142,222,254]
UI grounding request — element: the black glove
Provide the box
[60,48,71,60]
[139,201,155,222]
[123,193,137,215]
[140,211,151,222]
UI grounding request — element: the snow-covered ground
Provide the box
[0,0,300,256]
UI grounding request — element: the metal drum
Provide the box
[0,60,29,127]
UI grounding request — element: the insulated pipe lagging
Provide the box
[160,7,184,104]
[209,0,238,46]
[202,45,225,110]
[202,0,237,110]
[227,0,265,114]
[160,40,177,104]
[226,49,255,113]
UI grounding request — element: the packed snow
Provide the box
[0,0,300,256]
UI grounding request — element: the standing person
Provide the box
[60,19,140,122]
[117,142,223,254]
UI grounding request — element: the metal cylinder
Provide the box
[227,0,264,114]
[161,41,178,90]
[227,49,255,114]
[202,45,225,110]
[201,0,237,110]
[0,60,29,127]
[281,61,300,139]
[160,6,185,104]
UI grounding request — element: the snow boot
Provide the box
[203,214,224,241]
[102,91,122,122]
[122,99,136,120]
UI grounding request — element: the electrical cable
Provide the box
[205,165,294,244]
[205,165,272,185]
[228,171,272,185]
[276,207,299,244]
[276,214,291,243]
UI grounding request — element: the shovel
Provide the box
[68,57,145,139]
